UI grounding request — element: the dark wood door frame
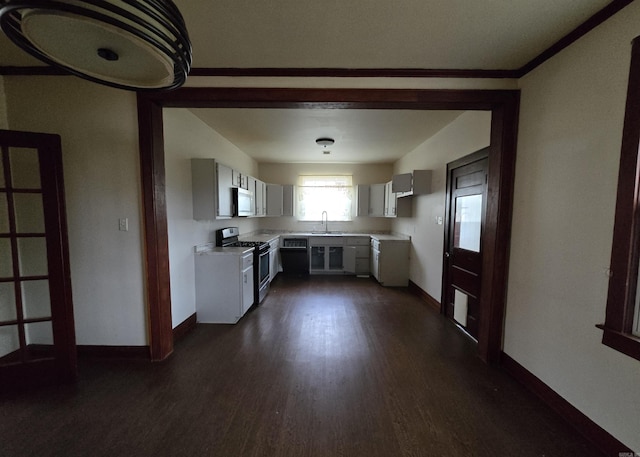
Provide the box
[137,88,520,364]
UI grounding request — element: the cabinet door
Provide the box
[231,168,241,188]
[282,184,294,216]
[385,181,397,217]
[255,180,265,216]
[371,247,380,280]
[356,184,370,217]
[266,184,283,216]
[241,265,253,315]
[191,158,216,220]
[269,246,280,281]
[344,246,357,273]
[247,176,257,215]
[369,183,385,217]
[392,173,412,193]
[216,163,234,218]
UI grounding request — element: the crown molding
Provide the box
[0,0,633,79]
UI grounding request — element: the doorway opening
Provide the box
[136,88,519,364]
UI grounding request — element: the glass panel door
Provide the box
[0,145,53,363]
[0,130,76,388]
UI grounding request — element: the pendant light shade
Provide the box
[0,0,192,91]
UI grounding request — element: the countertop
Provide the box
[238,233,281,244]
[238,232,410,242]
[194,243,254,255]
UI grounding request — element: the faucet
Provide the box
[321,211,328,233]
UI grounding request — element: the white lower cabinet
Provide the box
[269,237,280,281]
[370,238,410,286]
[195,248,254,323]
[344,236,370,275]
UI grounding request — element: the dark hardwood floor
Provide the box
[1,276,603,456]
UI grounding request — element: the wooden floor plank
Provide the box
[0,275,604,457]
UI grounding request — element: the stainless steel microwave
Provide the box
[232,187,253,217]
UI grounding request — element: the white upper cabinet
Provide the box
[247,175,257,216]
[266,184,283,216]
[266,184,294,217]
[392,170,432,197]
[384,181,396,217]
[356,184,370,217]
[282,184,294,217]
[255,179,266,217]
[215,163,234,218]
[191,159,235,220]
[368,183,385,217]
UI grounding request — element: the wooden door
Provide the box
[443,149,488,339]
[0,130,76,389]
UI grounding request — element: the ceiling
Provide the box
[0,0,613,69]
[0,0,619,163]
[190,108,465,164]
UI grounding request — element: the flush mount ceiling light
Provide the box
[316,138,335,147]
[0,0,192,91]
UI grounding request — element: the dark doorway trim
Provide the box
[137,88,519,363]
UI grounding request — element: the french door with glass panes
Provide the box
[0,130,76,389]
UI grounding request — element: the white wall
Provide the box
[505,3,640,450]
[392,111,491,301]
[163,108,259,328]
[259,162,394,233]
[4,76,147,346]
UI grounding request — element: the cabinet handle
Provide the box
[244,273,247,283]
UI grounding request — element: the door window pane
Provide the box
[0,193,8,233]
[634,281,640,337]
[13,193,45,233]
[0,239,13,278]
[25,321,53,346]
[10,148,41,189]
[454,194,483,252]
[0,325,20,358]
[0,283,16,322]
[17,237,48,277]
[453,289,468,327]
[0,151,4,187]
[21,280,51,320]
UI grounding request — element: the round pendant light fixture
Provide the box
[316,138,335,147]
[0,0,192,91]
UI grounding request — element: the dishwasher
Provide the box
[279,237,309,276]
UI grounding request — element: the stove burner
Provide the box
[235,241,268,248]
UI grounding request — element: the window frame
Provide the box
[599,36,640,361]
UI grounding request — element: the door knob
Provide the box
[445,252,450,258]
